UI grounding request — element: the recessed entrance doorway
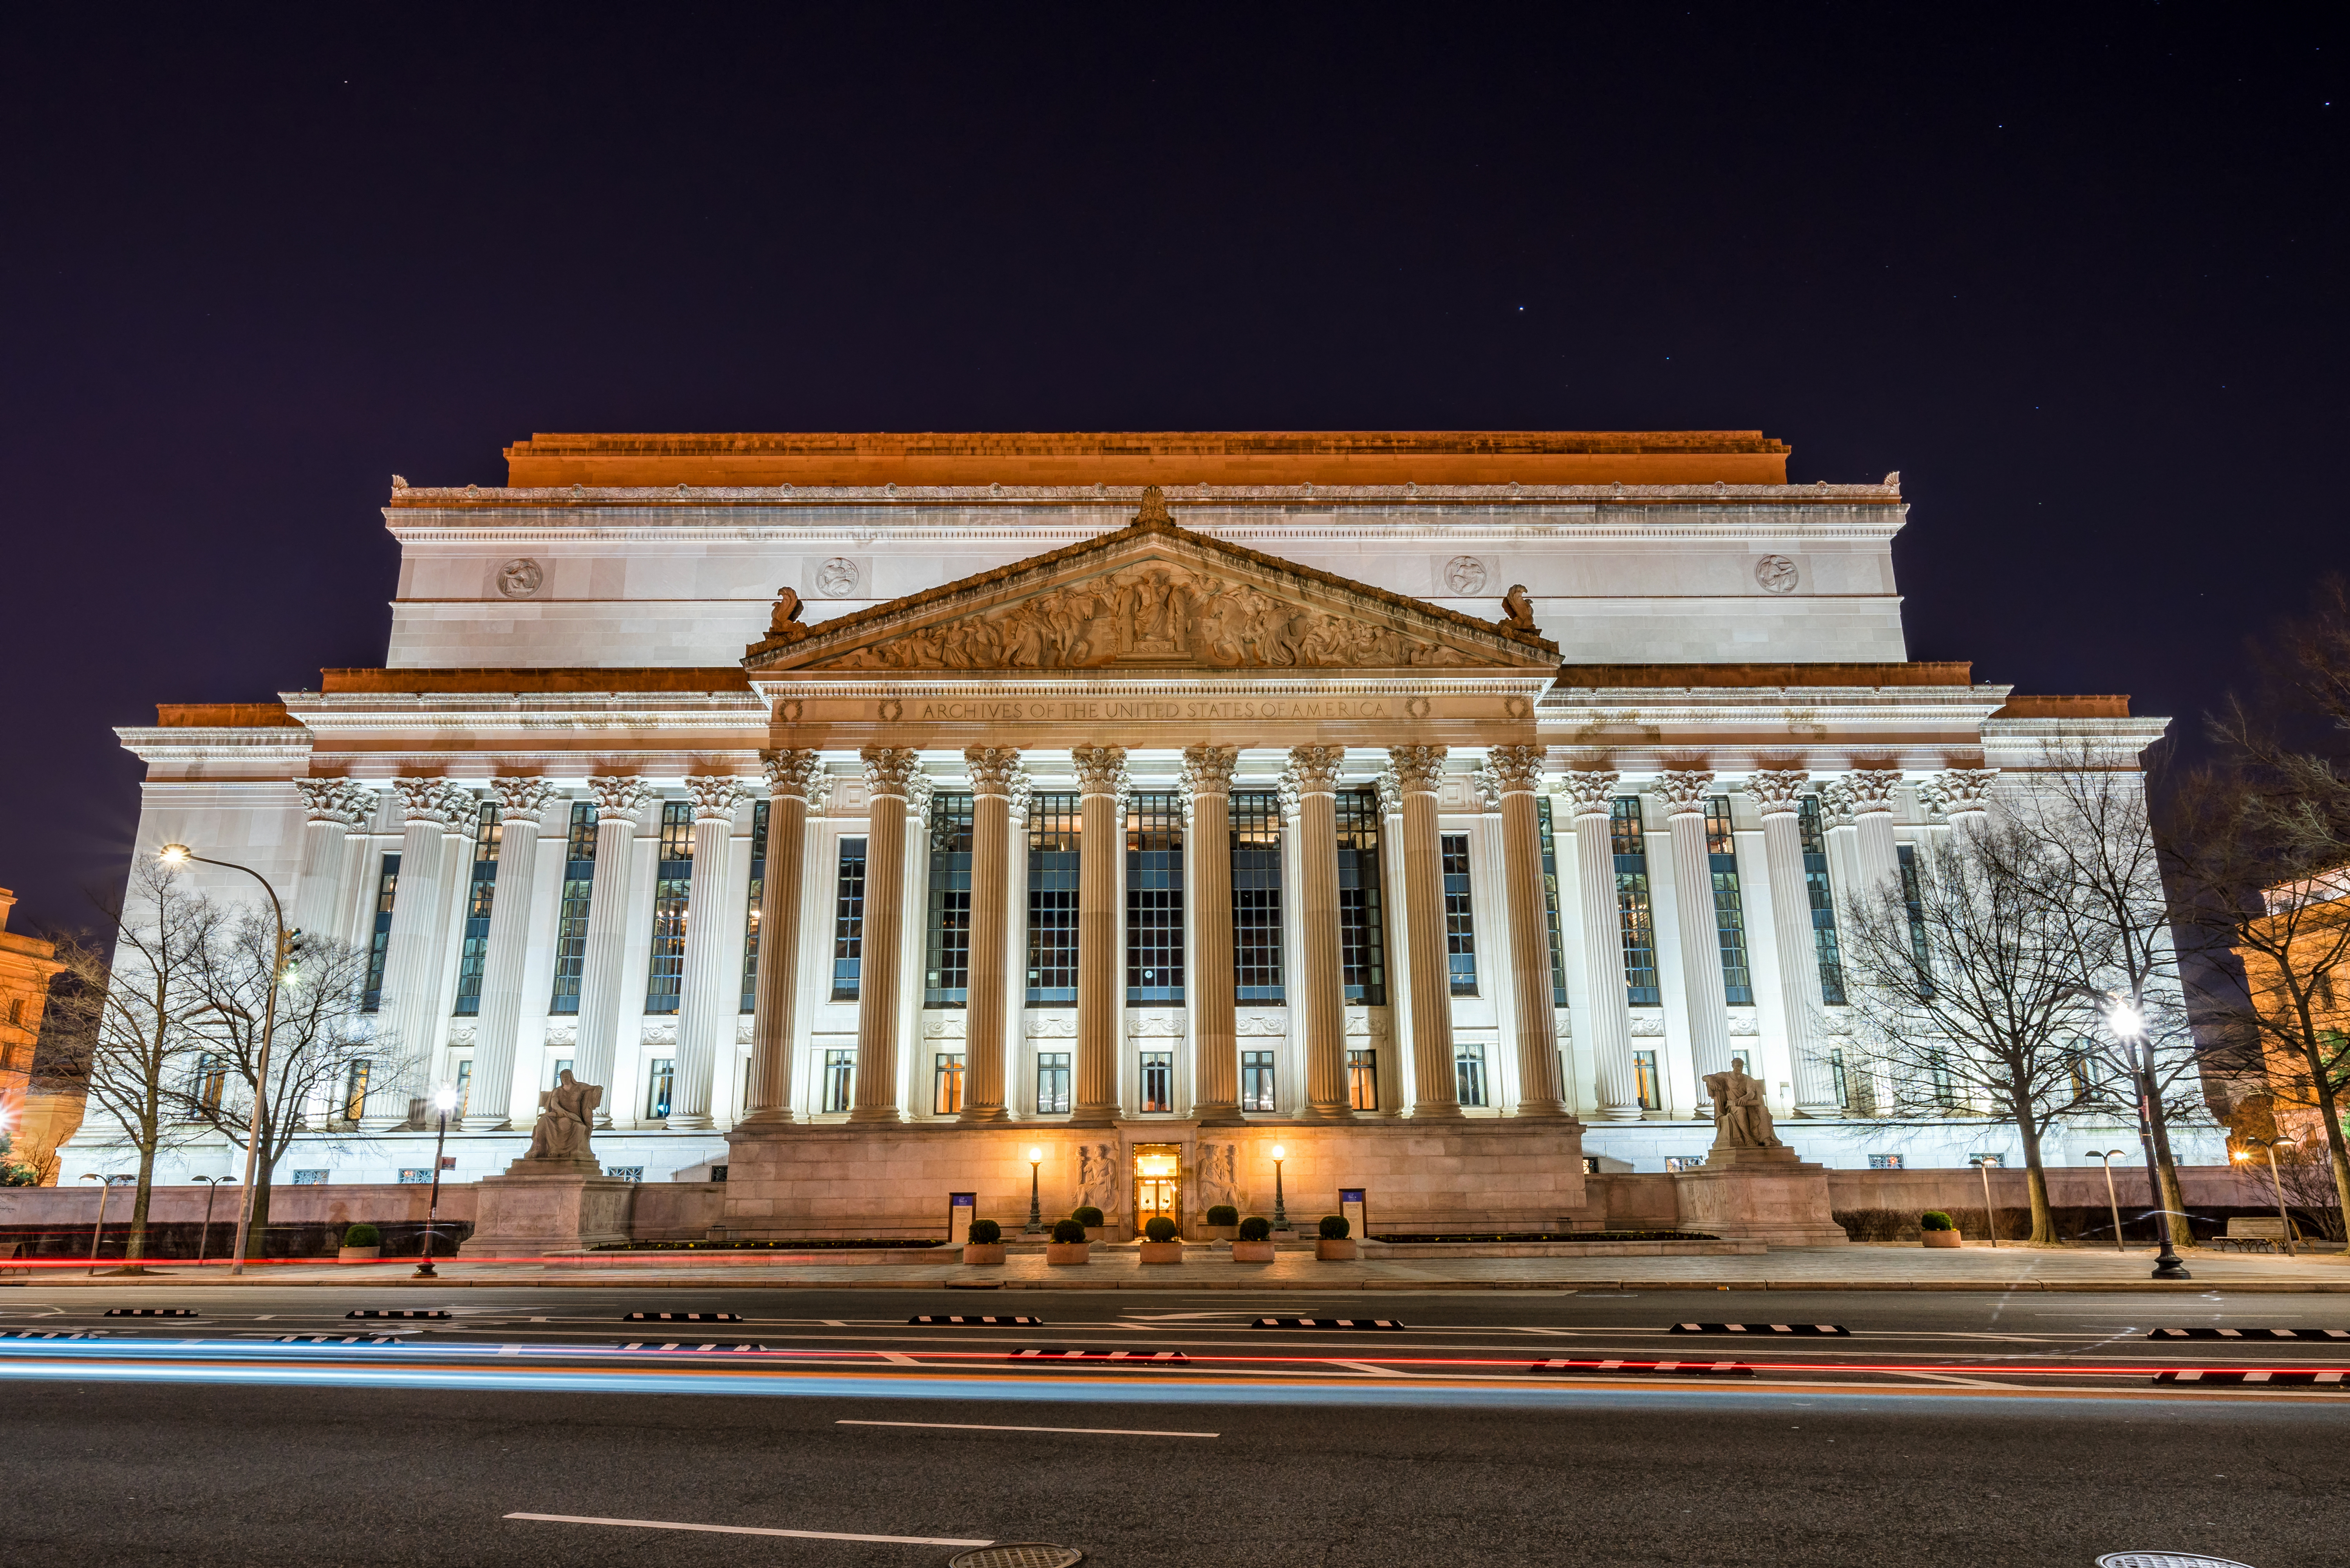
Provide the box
[1133,1144,1180,1237]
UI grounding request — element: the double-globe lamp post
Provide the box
[157,844,289,1277]
[2104,998,2190,1280]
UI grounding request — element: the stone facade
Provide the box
[0,889,63,1178]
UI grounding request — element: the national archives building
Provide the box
[77,431,2199,1235]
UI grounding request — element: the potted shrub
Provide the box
[1045,1217,1092,1266]
[1232,1214,1277,1263]
[1316,1214,1358,1261]
[1201,1203,1240,1242]
[1073,1205,1108,1244]
[338,1223,382,1263]
[1920,1210,1962,1248]
[1139,1215,1185,1264]
[963,1218,1006,1266]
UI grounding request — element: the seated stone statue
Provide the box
[1702,1057,1783,1151]
[524,1070,602,1164]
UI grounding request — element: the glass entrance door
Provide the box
[1133,1145,1180,1237]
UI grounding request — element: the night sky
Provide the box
[3,8,2341,936]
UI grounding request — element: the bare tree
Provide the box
[1840,816,2107,1243]
[173,915,378,1257]
[45,862,217,1268]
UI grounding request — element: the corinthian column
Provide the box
[573,776,651,1122]
[743,750,820,1124]
[851,749,920,1123]
[1489,747,1569,1119]
[667,775,749,1129]
[465,778,558,1129]
[1933,768,1998,823]
[1069,745,1126,1126]
[367,779,475,1128]
[1745,769,1836,1112]
[1288,746,1351,1120]
[1557,769,1641,1119]
[1388,746,1461,1119]
[1843,768,1905,892]
[1658,768,1733,1087]
[1182,745,1241,1125]
[959,747,1021,1123]
[290,780,370,940]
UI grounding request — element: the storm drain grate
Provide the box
[2097,1555,2259,1568]
[1253,1317,1405,1331]
[2148,1327,2348,1340]
[1670,1322,1848,1336]
[622,1311,744,1322]
[2154,1369,2346,1386]
[947,1545,1083,1568]
[348,1309,450,1320]
[911,1315,1043,1326]
[104,1308,196,1318]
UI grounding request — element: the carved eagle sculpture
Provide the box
[1501,583,1539,633]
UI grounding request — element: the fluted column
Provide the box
[1388,746,1461,1119]
[367,779,474,1128]
[1287,746,1350,1120]
[1182,745,1241,1124]
[1069,745,1126,1125]
[850,749,918,1123]
[743,751,819,1124]
[464,778,557,1129]
[1745,770,1836,1112]
[1558,770,1640,1119]
[667,776,748,1129]
[290,780,370,940]
[1658,769,1733,1087]
[1489,747,1570,1119]
[573,776,650,1122]
[1004,770,1033,1110]
[959,748,1020,1123]
[1844,769,1905,893]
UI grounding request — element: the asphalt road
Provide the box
[5,1284,2347,1566]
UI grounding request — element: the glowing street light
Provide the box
[2236,1134,2299,1258]
[1270,1144,1289,1234]
[1023,1147,1046,1235]
[414,1084,459,1279]
[2103,993,2189,1280]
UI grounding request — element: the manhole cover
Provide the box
[947,1546,1083,1568]
[2098,1555,2257,1568]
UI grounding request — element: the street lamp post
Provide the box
[2105,998,2189,1280]
[1271,1144,1289,1234]
[2237,1135,2298,1259]
[1023,1147,1045,1235]
[192,1175,236,1266]
[2087,1151,2128,1254]
[157,845,290,1278]
[1971,1154,1999,1250]
[80,1172,126,1275]
[414,1085,458,1278]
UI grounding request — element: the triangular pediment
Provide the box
[745,507,1558,675]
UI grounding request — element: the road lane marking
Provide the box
[839,1419,1217,1438]
[504,1511,990,1547]
[1330,1360,1410,1376]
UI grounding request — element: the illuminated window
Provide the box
[194,1053,227,1112]
[646,1058,674,1120]
[548,802,596,1015]
[1232,790,1284,1001]
[362,854,399,1011]
[740,798,768,1013]
[341,1060,371,1123]
[822,1049,855,1113]
[933,1052,965,1116]
[1632,1049,1661,1111]
[1241,1050,1277,1112]
[1349,1047,1378,1111]
[1139,1049,1173,1113]
[1126,793,1184,1003]
[1704,797,1754,1006]
[831,838,868,1001]
[925,793,975,1007]
[1035,1051,1070,1114]
[644,801,694,1014]
[452,801,501,1016]
[1535,796,1567,1008]
[1797,797,1846,1005]
[1612,798,1660,1006]
[1454,1043,1488,1107]
[1337,789,1386,1005]
[1027,794,1081,1004]
[1441,833,1478,995]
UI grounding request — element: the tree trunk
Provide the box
[2146,1077,2193,1246]
[2016,1103,2057,1245]
[124,1140,157,1270]
[2290,1031,2350,1222]
[244,1101,278,1261]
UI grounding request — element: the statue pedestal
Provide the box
[1671,1146,1847,1246]
[469,1165,636,1257]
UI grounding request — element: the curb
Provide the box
[12,1273,2343,1293]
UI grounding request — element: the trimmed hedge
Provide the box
[1143,1216,1178,1243]
[1920,1210,1956,1232]
[1318,1214,1350,1240]
[1051,1218,1088,1244]
[1238,1215,1273,1242]
[967,1219,1001,1244]
[340,1223,381,1247]
[1205,1204,1240,1226]
[1072,1205,1104,1226]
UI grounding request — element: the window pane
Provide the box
[1705,797,1754,1006]
[1139,1049,1173,1113]
[1441,833,1477,995]
[548,802,596,1015]
[1232,790,1284,1001]
[362,853,400,1011]
[1348,1046,1378,1111]
[1611,798,1660,1006]
[644,802,694,1014]
[741,798,768,1013]
[1798,797,1846,1004]
[1632,1049,1660,1111]
[1027,793,1081,1004]
[1241,1049,1277,1113]
[832,838,868,1001]
[1535,796,1567,1008]
[822,1049,855,1114]
[1336,789,1386,1005]
[1036,1051,1070,1115]
[1454,1044,1488,1107]
[453,801,500,1017]
[646,1058,675,1120]
[933,1052,965,1116]
[1126,792,1184,1003]
[925,794,975,1007]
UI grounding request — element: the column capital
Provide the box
[489,777,559,822]
[1840,768,1904,814]
[1923,767,1998,819]
[1817,776,1857,825]
[389,776,470,828]
[964,746,1024,796]
[1005,763,1035,824]
[860,747,924,800]
[1374,765,1404,816]
[1285,745,1345,794]
[1483,744,1547,795]
[1740,768,1811,815]
[296,778,375,828]
[684,775,750,823]
[587,775,654,817]
[1179,743,1239,797]
[905,772,937,825]
[1652,768,1716,817]
[1072,744,1127,795]
[762,748,824,804]
[1549,768,1621,817]
[1385,744,1448,794]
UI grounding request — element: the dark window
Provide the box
[548,801,596,1015]
[832,837,868,1001]
[1705,797,1755,1006]
[933,1052,965,1115]
[1454,1043,1488,1107]
[646,1058,674,1120]
[1829,1046,1851,1107]
[1336,789,1386,1005]
[1126,792,1184,1003]
[1441,833,1478,995]
[1797,797,1846,1005]
[452,801,500,1016]
[1231,790,1285,1001]
[362,853,400,1011]
[925,794,975,1007]
[822,1049,855,1113]
[644,801,694,1014]
[1241,1049,1277,1112]
[1027,794,1081,1004]
[1898,843,1933,989]
[194,1053,226,1111]
[1348,1046,1378,1111]
[1535,796,1568,1008]
[1632,1049,1661,1111]
[341,1059,371,1123]
[741,798,768,1013]
[1139,1049,1173,1113]
[1035,1051,1071,1114]
[1611,798,1660,1007]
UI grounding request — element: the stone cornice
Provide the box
[115,727,313,764]
[389,481,1899,511]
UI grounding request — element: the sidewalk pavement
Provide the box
[15,1242,2350,1291]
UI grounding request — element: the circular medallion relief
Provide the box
[1754,554,1800,594]
[1443,555,1488,594]
[817,557,862,597]
[496,558,544,599]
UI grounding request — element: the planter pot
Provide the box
[1922,1230,1963,1248]
[1199,1225,1238,1242]
[337,1246,381,1263]
[1081,1226,1109,1244]
[1138,1241,1185,1264]
[962,1243,1007,1265]
[1231,1240,1277,1262]
[1315,1239,1359,1261]
[1045,1242,1092,1266]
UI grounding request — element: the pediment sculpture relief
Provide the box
[817,562,1486,672]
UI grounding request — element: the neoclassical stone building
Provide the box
[81,430,2185,1233]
